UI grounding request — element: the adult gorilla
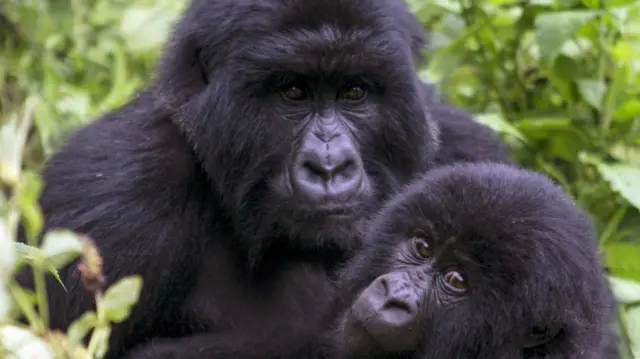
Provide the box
[17,0,511,358]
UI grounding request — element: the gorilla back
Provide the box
[16,0,511,358]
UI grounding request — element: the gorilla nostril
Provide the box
[302,160,329,180]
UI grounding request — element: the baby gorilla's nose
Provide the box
[292,130,365,202]
[350,272,420,353]
[378,291,417,328]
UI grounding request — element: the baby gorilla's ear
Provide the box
[523,325,561,349]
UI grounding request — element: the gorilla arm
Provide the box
[15,92,213,358]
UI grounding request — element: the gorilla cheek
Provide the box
[346,271,423,353]
[289,117,372,205]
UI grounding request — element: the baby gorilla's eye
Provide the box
[412,236,433,259]
[443,270,468,293]
[281,85,307,101]
[340,85,367,102]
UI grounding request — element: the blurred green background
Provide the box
[1,0,639,358]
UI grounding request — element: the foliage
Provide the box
[0,0,639,357]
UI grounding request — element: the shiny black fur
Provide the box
[16,1,514,358]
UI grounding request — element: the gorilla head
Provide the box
[330,163,610,359]
[151,0,437,262]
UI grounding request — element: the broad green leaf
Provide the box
[16,172,44,242]
[626,305,640,359]
[548,55,580,102]
[474,113,528,143]
[102,276,143,324]
[576,79,606,111]
[604,63,632,130]
[535,10,599,65]
[614,99,640,122]
[608,276,640,304]
[0,325,54,359]
[39,230,83,270]
[13,243,42,264]
[516,116,572,138]
[67,312,98,347]
[596,163,640,210]
[604,243,640,283]
[610,144,640,166]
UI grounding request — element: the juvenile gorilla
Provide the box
[17,0,513,358]
[315,163,614,359]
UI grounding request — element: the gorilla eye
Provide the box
[443,270,468,293]
[412,237,433,259]
[281,85,307,102]
[340,85,367,102]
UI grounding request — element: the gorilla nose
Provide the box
[350,273,420,352]
[293,139,365,201]
[370,274,419,328]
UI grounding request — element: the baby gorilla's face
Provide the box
[335,163,609,359]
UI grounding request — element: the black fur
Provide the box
[315,163,616,359]
[16,1,515,358]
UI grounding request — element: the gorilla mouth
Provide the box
[312,203,360,217]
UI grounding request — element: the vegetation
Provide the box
[1,0,639,357]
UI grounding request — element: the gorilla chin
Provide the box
[265,163,376,248]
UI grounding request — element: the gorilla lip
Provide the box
[312,202,359,217]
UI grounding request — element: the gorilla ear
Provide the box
[523,326,560,349]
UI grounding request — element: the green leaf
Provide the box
[604,243,640,283]
[102,276,143,324]
[596,163,640,210]
[608,276,640,304]
[547,55,580,102]
[535,10,599,65]
[576,79,606,111]
[92,327,113,359]
[16,171,44,242]
[67,311,98,346]
[39,230,84,270]
[14,242,68,291]
[8,284,39,328]
[474,113,529,144]
[625,305,640,359]
[614,99,640,122]
[516,116,572,137]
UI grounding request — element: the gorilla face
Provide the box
[164,0,436,256]
[334,163,609,359]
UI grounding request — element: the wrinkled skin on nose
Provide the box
[348,272,422,353]
[292,120,366,203]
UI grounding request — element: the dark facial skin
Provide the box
[327,163,613,359]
